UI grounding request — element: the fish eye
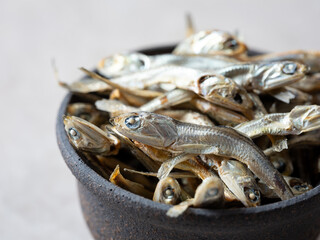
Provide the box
[273,160,286,173]
[245,187,260,202]
[292,183,309,192]
[224,38,238,50]
[198,75,213,84]
[282,62,297,75]
[289,179,308,192]
[233,93,243,104]
[137,59,145,68]
[288,179,300,187]
[293,185,302,191]
[205,188,219,197]
[68,127,80,140]
[163,187,175,199]
[124,116,141,130]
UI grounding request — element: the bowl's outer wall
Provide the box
[56,46,320,240]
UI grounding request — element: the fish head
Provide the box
[252,61,308,91]
[110,111,178,148]
[98,53,150,77]
[193,176,224,208]
[67,103,107,126]
[242,186,261,207]
[67,103,94,120]
[153,177,181,205]
[63,115,120,155]
[285,176,312,196]
[174,30,247,56]
[196,74,253,112]
[217,30,247,56]
[289,105,320,133]
[220,160,261,207]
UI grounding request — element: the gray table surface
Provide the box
[1,0,320,239]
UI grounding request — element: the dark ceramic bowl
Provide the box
[56,46,320,240]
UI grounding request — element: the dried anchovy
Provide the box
[61,25,320,215]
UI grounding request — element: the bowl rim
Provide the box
[56,45,320,222]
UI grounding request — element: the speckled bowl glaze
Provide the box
[56,46,320,240]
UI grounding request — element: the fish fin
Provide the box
[185,13,195,37]
[157,154,193,179]
[270,88,295,103]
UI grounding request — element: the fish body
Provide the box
[216,61,308,92]
[235,105,320,138]
[111,111,293,200]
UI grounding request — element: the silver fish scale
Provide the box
[175,123,254,161]
[235,113,287,138]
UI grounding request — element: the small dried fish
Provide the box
[111,111,293,200]
[216,61,307,92]
[234,105,320,138]
[214,159,261,207]
[284,176,313,196]
[98,53,151,77]
[166,176,225,217]
[145,111,249,203]
[173,30,247,57]
[241,50,320,73]
[63,116,120,156]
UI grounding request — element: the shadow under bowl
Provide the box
[56,45,320,240]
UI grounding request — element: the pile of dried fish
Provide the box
[60,23,320,217]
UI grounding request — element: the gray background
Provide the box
[1,0,320,239]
